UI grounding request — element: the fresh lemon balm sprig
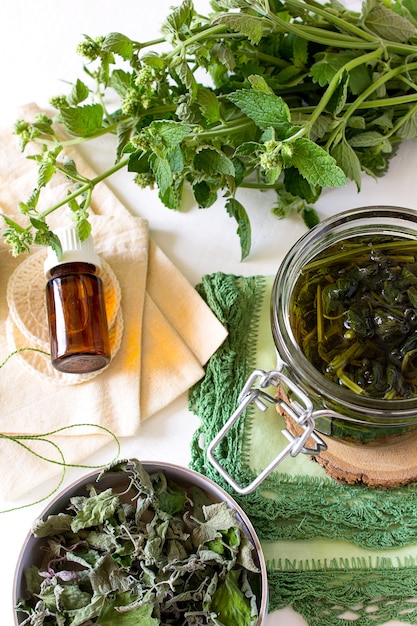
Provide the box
[7,0,417,259]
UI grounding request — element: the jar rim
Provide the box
[271,204,417,420]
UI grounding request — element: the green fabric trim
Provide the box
[189,273,417,625]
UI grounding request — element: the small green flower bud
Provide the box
[134,172,155,188]
[49,95,69,110]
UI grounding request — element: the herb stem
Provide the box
[387,101,417,140]
[316,284,324,343]
[39,157,129,220]
[263,9,379,48]
[325,60,417,150]
[303,240,417,272]
[164,23,228,62]
[240,180,284,190]
[284,0,378,43]
[336,368,366,395]
[308,47,385,129]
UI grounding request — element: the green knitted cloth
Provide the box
[189,273,417,626]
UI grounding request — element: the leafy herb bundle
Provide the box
[16,459,261,626]
[6,0,417,259]
[291,235,417,399]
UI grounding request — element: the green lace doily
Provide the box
[189,272,417,626]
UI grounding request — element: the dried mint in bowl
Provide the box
[15,459,261,626]
[291,235,417,400]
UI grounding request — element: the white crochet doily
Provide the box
[6,249,124,385]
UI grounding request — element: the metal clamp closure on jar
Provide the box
[207,367,329,495]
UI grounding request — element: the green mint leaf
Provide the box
[149,120,192,149]
[166,145,184,174]
[101,32,133,60]
[284,166,320,203]
[234,141,263,157]
[347,116,366,130]
[276,64,305,86]
[213,0,252,7]
[19,188,40,214]
[76,218,92,242]
[67,194,81,214]
[310,52,371,95]
[149,153,182,209]
[194,147,235,177]
[233,157,246,187]
[150,153,172,195]
[309,114,334,142]
[37,146,61,188]
[225,197,251,260]
[348,131,385,147]
[264,164,282,184]
[397,109,417,139]
[301,205,320,229]
[29,216,47,230]
[325,72,349,115]
[372,111,394,130]
[33,226,62,254]
[38,160,56,188]
[331,139,362,190]
[161,0,194,41]
[127,150,150,173]
[70,489,119,533]
[2,215,26,232]
[67,78,89,106]
[248,74,273,94]
[310,54,336,87]
[226,89,291,133]
[115,121,135,161]
[214,13,265,44]
[272,191,308,219]
[193,180,218,207]
[60,104,104,137]
[99,599,158,626]
[142,52,166,71]
[110,69,132,97]
[31,513,74,538]
[292,35,308,68]
[196,87,221,124]
[403,0,417,22]
[363,0,416,41]
[157,479,187,516]
[210,569,254,626]
[210,41,236,72]
[171,58,198,100]
[291,138,346,188]
[32,114,55,136]
[60,155,83,180]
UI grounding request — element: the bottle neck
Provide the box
[46,262,99,280]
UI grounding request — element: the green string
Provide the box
[0,424,121,514]
[0,347,121,514]
[0,345,50,367]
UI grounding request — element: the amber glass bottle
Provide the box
[44,227,111,374]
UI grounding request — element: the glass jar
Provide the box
[271,205,417,445]
[207,205,417,495]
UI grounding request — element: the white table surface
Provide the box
[0,1,415,624]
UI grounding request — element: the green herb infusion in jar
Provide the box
[271,206,417,445]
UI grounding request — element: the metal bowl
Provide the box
[13,459,268,625]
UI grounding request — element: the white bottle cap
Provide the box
[44,227,101,275]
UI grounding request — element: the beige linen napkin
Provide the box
[0,111,227,501]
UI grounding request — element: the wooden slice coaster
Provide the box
[276,392,417,489]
